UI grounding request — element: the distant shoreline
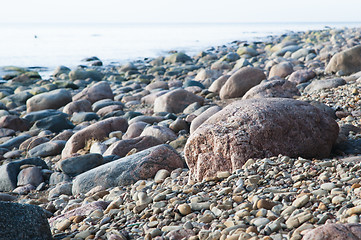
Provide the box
[0,22,360,80]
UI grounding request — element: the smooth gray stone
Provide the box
[31,114,74,133]
[0,202,52,240]
[0,157,48,191]
[49,172,71,185]
[27,140,66,158]
[0,134,31,149]
[70,112,99,123]
[23,109,67,123]
[59,153,103,177]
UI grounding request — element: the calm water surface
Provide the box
[0,22,360,77]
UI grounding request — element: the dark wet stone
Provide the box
[0,202,52,240]
[31,114,74,133]
[0,134,31,150]
[59,153,104,177]
[23,109,68,123]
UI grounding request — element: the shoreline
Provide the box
[1,22,361,79]
[0,25,361,239]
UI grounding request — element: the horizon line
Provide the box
[0,21,361,25]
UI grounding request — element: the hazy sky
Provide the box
[1,0,361,23]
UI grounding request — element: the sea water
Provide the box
[0,22,360,77]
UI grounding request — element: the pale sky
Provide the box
[1,0,361,23]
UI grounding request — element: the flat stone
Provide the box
[72,144,184,194]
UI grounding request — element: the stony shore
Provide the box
[1,27,361,240]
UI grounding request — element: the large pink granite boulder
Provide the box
[303,223,361,240]
[184,98,339,181]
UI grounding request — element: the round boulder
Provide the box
[219,67,266,99]
[63,99,92,116]
[154,89,204,114]
[269,62,294,79]
[326,45,361,75]
[72,81,114,104]
[288,69,316,84]
[242,79,300,99]
[184,98,339,181]
[26,89,72,113]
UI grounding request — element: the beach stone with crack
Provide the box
[326,45,361,75]
[269,62,294,78]
[104,136,162,158]
[72,81,114,104]
[242,79,300,99]
[26,89,72,113]
[19,136,49,151]
[184,98,339,181]
[72,144,184,194]
[154,89,204,113]
[63,99,92,115]
[0,202,52,240]
[304,78,346,93]
[0,115,30,131]
[219,67,266,99]
[303,223,361,240]
[61,117,128,159]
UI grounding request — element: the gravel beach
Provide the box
[1,26,361,240]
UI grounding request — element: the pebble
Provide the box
[292,195,310,208]
[320,182,336,191]
[178,203,192,215]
